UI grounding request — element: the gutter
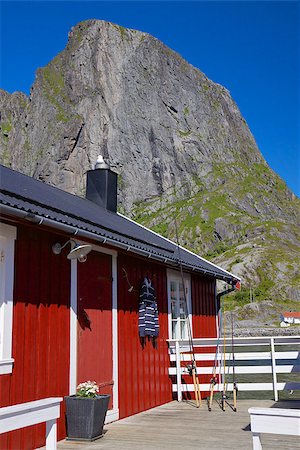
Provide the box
[0,204,166,261]
[0,203,237,283]
[217,285,237,301]
[216,280,241,305]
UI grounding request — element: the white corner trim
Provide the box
[0,223,16,375]
[111,253,119,418]
[69,259,77,395]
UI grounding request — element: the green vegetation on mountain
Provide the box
[0,19,299,327]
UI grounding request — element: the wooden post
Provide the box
[46,419,57,450]
[175,340,182,402]
[252,432,262,450]
[270,338,278,402]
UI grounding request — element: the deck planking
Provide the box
[42,399,300,450]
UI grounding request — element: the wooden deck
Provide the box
[52,399,300,450]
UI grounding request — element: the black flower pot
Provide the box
[65,395,110,441]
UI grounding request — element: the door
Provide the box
[77,250,113,407]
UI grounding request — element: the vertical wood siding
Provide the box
[0,226,70,450]
[77,250,113,406]
[191,275,217,338]
[117,254,172,419]
[187,275,217,398]
[0,220,221,446]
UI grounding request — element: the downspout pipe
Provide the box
[217,285,237,303]
[215,283,239,332]
[216,283,239,316]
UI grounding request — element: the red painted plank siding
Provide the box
[0,226,70,450]
[117,254,172,419]
[191,275,217,338]
[77,250,113,407]
[188,275,217,398]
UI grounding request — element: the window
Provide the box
[167,270,192,340]
[0,223,16,374]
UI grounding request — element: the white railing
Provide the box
[0,397,62,450]
[248,407,300,450]
[168,336,300,402]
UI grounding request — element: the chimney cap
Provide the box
[95,154,110,170]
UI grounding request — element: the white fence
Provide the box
[168,336,300,402]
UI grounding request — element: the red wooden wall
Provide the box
[191,275,217,338]
[0,219,220,447]
[117,253,172,419]
[77,250,113,407]
[190,275,217,398]
[0,225,70,450]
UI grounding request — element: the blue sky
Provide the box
[1,1,299,196]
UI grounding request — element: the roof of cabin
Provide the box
[0,164,240,283]
[283,312,300,318]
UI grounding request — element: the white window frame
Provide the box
[0,222,16,374]
[167,269,192,340]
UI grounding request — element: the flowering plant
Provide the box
[76,380,99,398]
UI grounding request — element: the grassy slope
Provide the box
[132,160,300,324]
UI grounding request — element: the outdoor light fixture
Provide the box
[52,239,92,263]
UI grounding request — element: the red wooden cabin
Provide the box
[0,163,239,449]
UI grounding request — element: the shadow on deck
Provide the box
[54,399,300,450]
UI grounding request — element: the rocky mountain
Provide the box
[0,20,299,323]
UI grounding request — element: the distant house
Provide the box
[281,312,300,325]
[0,162,240,449]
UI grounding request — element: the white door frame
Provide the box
[69,241,119,422]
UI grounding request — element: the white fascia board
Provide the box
[117,212,240,281]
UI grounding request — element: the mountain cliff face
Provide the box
[0,20,299,321]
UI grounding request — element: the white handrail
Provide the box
[168,335,300,346]
[0,397,62,450]
[169,336,300,400]
[248,407,300,449]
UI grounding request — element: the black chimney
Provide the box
[86,155,117,213]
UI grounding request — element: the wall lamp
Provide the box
[52,239,92,263]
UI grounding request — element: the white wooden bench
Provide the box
[0,397,62,450]
[248,406,300,450]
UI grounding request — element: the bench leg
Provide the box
[252,432,262,450]
[46,419,57,450]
